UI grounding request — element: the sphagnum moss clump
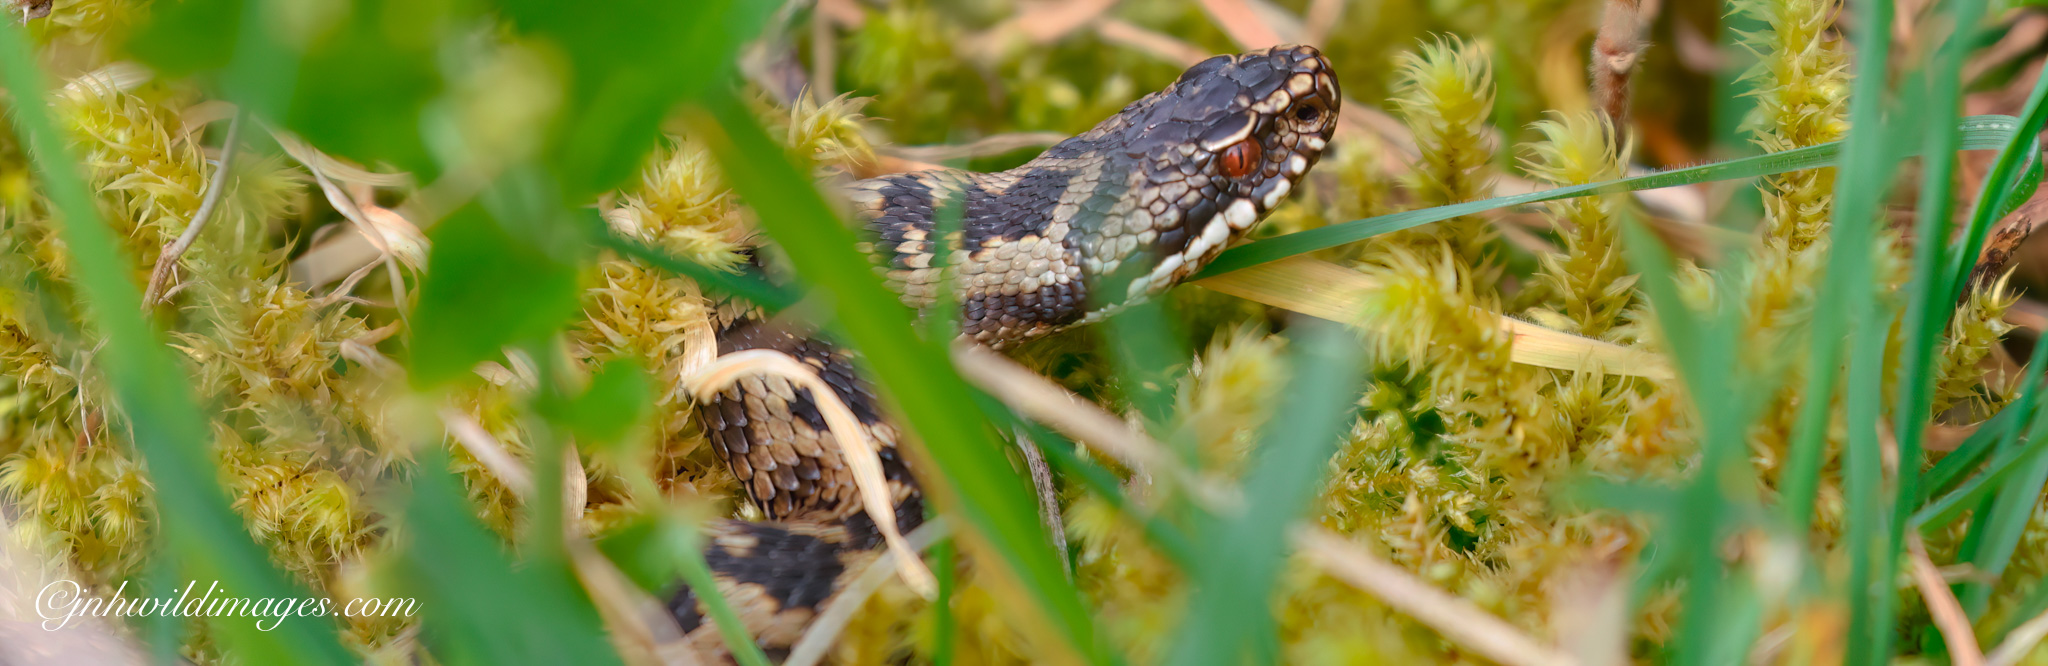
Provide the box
[1522,112,1636,340]
[1386,36,1498,278]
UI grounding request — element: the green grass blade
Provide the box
[1923,401,2029,497]
[0,18,354,665]
[1955,432,2048,615]
[1196,116,2025,278]
[1876,2,1998,660]
[389,451,627,666]
[1165,319,1364,666]
[1910,408,2048,531]
[1945,70,2048,301]
[1924,336,2048,499]
[1842,302,1896,666]
[1778,0,1898,532]
[1620,210,1762,666]
[687,89,1105,663]
[585,212,799,312]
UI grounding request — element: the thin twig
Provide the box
[1907,535,1985,666]
[1966,193,2048,294]
[142,113,240,308]
[1012,427,1070,579]
[1297,527,1580,666]
[950,341,1240,511]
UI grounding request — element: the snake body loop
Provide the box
[667,45,1340,661]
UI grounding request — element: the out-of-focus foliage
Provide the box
[1,0,2046,664]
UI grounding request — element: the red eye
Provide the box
[1220,141,1261,179]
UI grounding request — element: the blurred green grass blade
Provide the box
[584,210,799,311]
[389,451,625,666]
[1955,430,2048,615]
[545,358,654,454]
[670,527,776,666]
[1946,70,2048,301]
[1779,0,1898,531]
[1878,3,1997,660]
[0,19,355,666]
[686,89,1104,663]
[1620,212,1758,666]
[500,0,774,200]
[1166,319,1363,666]
[1197,116,2027,278]
[1842,309,1893,666]
[932,534,958,666]
[1924,336,2048,498]
[1910,413,2048,531]
[410,204,583,388]
[1923,401,2028,497]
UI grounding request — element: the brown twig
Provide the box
[142,113,241,309]
[1966,192,2048,295]
[10,0,50,20]
[1907,535,1986,666]
[1012,427,1070,579]
[1964,12,2048,83]
[1591,0,1650,127]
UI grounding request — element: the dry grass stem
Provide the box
[569,536,706,666]
[683,349,937,597]
[1194,256,1673,378]
[1297,527,1581,666]
[1197,0,1285,50]
[141,113,240,308]
[1987,605,2048,666]
[1907,535,1984,666]
[950,342,1239,510]
[997,0,1121,45]
[783,519,952,666]
[438,407,536,497]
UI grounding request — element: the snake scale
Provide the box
[665,45,1340,661]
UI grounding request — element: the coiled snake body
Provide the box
[668,45,1340,661]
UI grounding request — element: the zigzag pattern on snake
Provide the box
[664,45,1341,662]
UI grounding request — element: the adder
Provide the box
[667,44,1341,661]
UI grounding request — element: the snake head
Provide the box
[1096,44,1341,299]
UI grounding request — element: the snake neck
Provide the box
[848,150,1200,349]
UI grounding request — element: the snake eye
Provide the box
[1220,141,1261,179]
[1294,105,1321,123]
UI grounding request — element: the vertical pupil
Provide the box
[1223,141,1260,178]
